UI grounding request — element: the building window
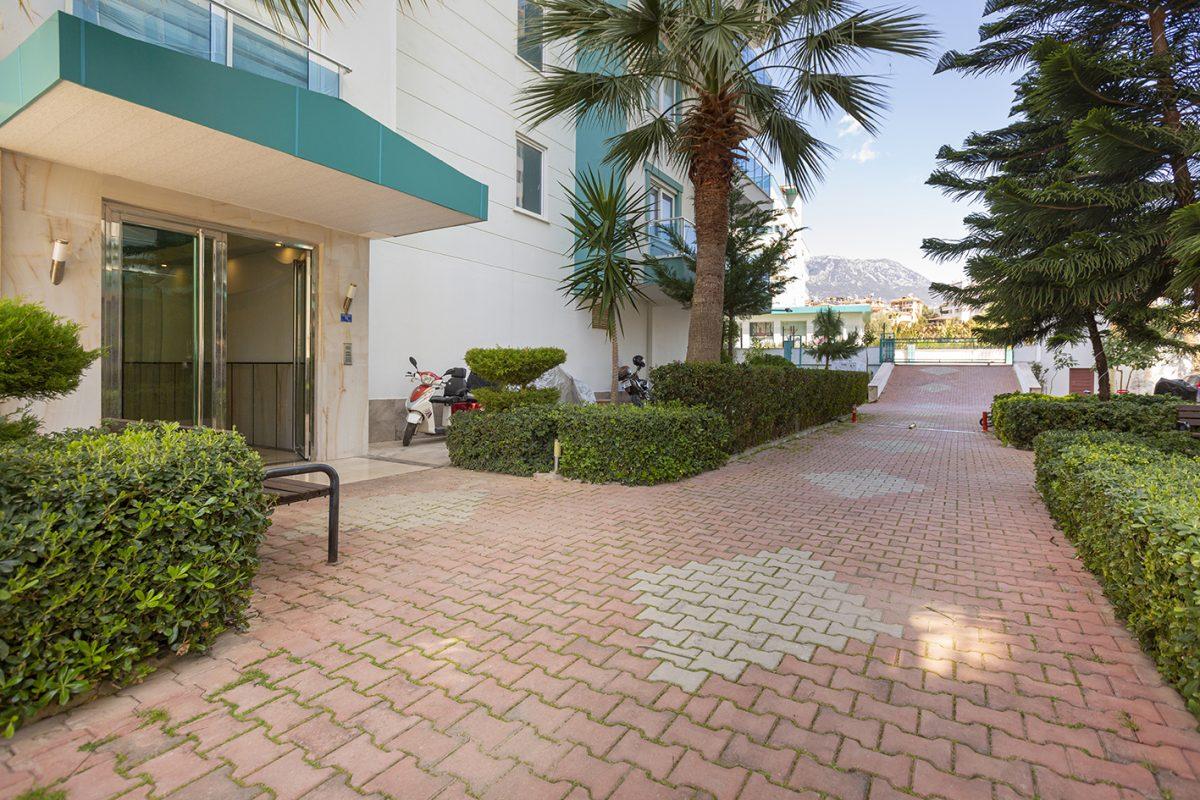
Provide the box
[517,0,543,70]
[654,79,680,120]
[516,137,545,215]
[784,322,806,341]
[749,322,774,341]
[647,181,678,252]
[73,0,341,97]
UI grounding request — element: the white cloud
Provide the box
[837,115,864,138]
[850,140,877,163]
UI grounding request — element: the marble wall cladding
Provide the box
[368,398,406,443]
[0,151,370,460]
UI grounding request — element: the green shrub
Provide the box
[1033,433,1200,714]
[558,404,729,485]
[0,424,271,736]
[447,403,729,485]
[650,362,868,452]
[992,393,1181,449]
[446,406,560,476]
[474,386,560,411]
[464,347,567,388]
[744,352,795,369]
[0,298,99,440]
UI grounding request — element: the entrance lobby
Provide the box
[103,208,313,463]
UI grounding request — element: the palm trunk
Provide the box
[686,175,731,362]
[609,321,618,403]
[1148,6,1200,304]
[1086,315,1112,400]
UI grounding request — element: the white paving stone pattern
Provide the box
[800,468,928,499]
[286,489,489,537]
[630,548,903,690]
[920,366,959,376]
[919,382,953,394]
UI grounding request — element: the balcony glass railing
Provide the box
[72,0,348,98]
[736,153,775,198]
[646,216,696,258]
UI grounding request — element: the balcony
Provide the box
[736,152,776,200]
[73,0,347,98]
[644,216,695,285]
[647,216,696,258]
[0,13,488,237]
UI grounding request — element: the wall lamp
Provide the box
[50,239,70,285]
[342,283,357,314]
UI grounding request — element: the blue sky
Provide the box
[793,1,1022,283]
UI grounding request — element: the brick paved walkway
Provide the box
[5,365,1200,800]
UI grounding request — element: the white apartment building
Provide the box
[0,1,776,457]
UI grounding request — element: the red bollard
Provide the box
[851,406,858,423]
[980,410,990,432]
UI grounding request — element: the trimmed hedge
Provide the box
[473,386,560,411]
[0,424,271,736]
[445,405,559,476]
[557,404,728,485]
[744,352,795,369]
[992,393,1181,449]
[1033,431,1200,714]
[447,404,729,485]
[650,362,868,452]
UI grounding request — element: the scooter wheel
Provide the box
[402,421,417,446]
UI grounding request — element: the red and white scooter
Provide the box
[402,356,480,446]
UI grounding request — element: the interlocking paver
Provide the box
[7,365,1200,800]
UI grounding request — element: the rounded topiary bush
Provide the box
[464,347,567,388]
[465,346,567,410]
[0,298,99,440]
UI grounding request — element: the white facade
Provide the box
[0,1,794,449]
[335,2,702,438]
[1014,341,1195,396]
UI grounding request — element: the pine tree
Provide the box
[924,71,1177,400]
[939,1,1200,308]
[650,192,798,359]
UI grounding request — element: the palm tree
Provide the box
[808,306,861,369]
[521,0,935,363]
[561,170,653,401]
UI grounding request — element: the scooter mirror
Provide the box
[632,355,646,368]
[409,356,418,369]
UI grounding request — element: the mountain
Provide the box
[804,255,938,306]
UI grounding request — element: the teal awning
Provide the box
[0,13,488,237]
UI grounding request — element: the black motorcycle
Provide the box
[617,355,651,406]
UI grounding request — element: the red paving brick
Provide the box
[4,365,1200,799]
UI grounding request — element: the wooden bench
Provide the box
[263,463,340,564]
[1179,405,1200,439]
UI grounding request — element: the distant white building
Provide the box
[772,185,811,310]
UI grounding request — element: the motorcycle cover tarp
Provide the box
[534,366,596,405]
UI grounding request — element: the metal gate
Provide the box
[879,338,1012,366]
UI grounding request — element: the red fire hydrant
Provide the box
[980,410,990,432]
[851,406,859,423]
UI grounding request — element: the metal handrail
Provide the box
[645,216,696,252]
[263,463,341,564]
[209,0,352,74]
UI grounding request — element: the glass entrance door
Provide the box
[102,209,311,460]
[102,219,226,427]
